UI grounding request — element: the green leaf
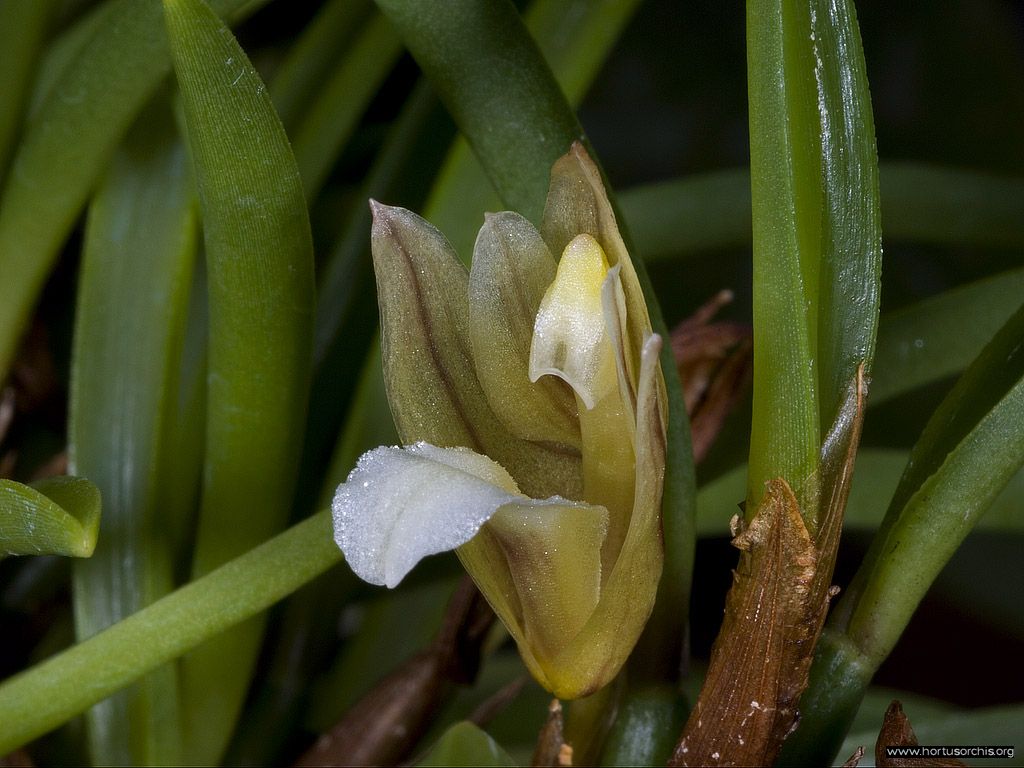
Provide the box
[622,163,1024,262]
[745,0,881,522]
[69,94,198,766]
[163,0,315,760]
[416,722,517,768]
[0,0,271,383]
[0,476,100,558]
[374,0,582,224]
[599,684,687,767]
[844,303,1024,662]
[0,509,340,756]
[0,0,53,182]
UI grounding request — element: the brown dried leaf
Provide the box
[875,701,967,767]
[842,745,865,767]
[670,291,752,463]
[669,478,820,766]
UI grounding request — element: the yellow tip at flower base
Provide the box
[332,144,668,699]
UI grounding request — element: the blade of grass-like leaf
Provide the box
[1,477,100,558]
[268,0,373,130]
[674,2,880,762]
[291,12,403,199]
[163,0,315,761]
[374,0,697,686]
[424,0,645,263]
[0,0,54,183]
[746,0,882,521]
[69,95,198,766]
[843,307,1024,659]
[745,0,822,514]
[0,509,340,755]
[0,0,270,384]
[783,304,1024,765]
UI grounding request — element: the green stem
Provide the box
[0,510,340,756]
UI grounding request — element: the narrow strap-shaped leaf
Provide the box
[0,0,271,383]
[0,0,54,183]
[745,0,822,512]
[1,476,100,558]
[811,0,882,431]
[745,0,881,521]
[0,509,340,756]
[163,0,315,761]
[69,95,198,767]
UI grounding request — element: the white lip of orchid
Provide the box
[528,233,621,410]
[332,441,603,588]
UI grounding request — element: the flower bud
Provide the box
[333,144,667,698]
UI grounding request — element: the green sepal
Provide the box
[369,201,582,500]
[468,211,580,447]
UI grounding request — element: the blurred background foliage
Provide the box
[0,0,1021,765]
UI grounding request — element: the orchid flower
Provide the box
[332,144,667,699]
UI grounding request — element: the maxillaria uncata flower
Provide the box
[332,143,667,699]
